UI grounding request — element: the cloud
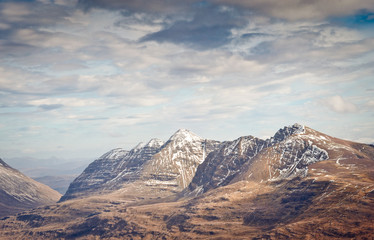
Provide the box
[28,98,103,108]
[77,0,374,22]
[39,104,64,111]
[141,5,247,49]
[322,95,358,113]
[0,1,71,26]
[0,2,30,21]
[77,0,191,14]
[0,0,373,159]
[212,0,374,20]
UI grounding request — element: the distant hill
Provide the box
[0,158,61,218]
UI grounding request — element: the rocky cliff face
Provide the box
[186,124,329,196]
[141,129,219,190]
[0,158,61,217]
[186,136,268,196]
[61,129,220,201]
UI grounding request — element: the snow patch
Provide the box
[146,138,164,148]
[169,129,202,142]
[99,148,128,160]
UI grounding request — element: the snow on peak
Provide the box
[169,129,202,142]
[133,142,145,150]
[291,123,305,133]
[145,138,164,148]
[99,148,128,160]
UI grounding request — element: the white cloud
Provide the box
[0,3,30,20]
[322,95,358,113]
[213,0,374,20]
[28,98,104,108]
[367,100,374,107]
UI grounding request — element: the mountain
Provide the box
[0,158,61,218]
[0,124,373,239]
[60,129,220,202]
[185,135,268,196]
[186,123,329,196]
[60,148,129,201]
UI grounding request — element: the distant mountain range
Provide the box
[0,124,373,239]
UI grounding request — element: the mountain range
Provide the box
[0,124,373,239]
[60,128,220,202]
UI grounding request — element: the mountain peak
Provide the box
[0,158,8,167]
[133,142,145,150]
[145,138,164,148]
[169,129,202,142]
[99,148,128,160]
[272,123,305,142]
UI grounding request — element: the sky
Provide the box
[0,0,373,161]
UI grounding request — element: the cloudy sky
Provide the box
[1,0,373,161]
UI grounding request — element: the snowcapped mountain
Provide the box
[60,129,220,201]
[0,158,61,217]
[234,125,329,183]
[141,129,219,189]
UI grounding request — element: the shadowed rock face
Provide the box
[187,136,268,196]
[0,158,61,217]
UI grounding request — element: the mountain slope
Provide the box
[0,158,61,217]
[60,148,130,201]
[186,135,268,196]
